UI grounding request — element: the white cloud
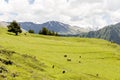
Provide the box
[104,0,120,11]
[0,0,120,28]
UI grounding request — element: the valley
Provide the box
[0,28,120,80]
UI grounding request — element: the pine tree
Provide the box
[39,27,59,36]
[41,27,48,35]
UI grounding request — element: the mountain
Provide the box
[20,21,89,35]
[81,22,120,44]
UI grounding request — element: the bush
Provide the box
[28,29,34,33]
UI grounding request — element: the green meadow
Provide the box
[0,27,120,80]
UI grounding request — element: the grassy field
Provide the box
[0,27,120,80]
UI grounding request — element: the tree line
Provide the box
[7,21,59,36]
[29,27,58,36]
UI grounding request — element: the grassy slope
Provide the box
[0,28,120,80]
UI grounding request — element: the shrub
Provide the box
[28,29,34,33]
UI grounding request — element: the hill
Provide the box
[0,28,120,80]
[81,22,120,44]
[20,21,89,35]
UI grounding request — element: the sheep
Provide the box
[96,74,99,77]
[67,58,71,61]
[79,61,81,63]
[62,70,65,74]
[79,56,81,58]
[64,55,67,57]
[24,33,27,35]
[52,65,55,68]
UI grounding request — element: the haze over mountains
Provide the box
[0,21,90,35]
[0,20,120,44]
[19,21,89,35]
[0,21,9,28]
[19,21,120,44]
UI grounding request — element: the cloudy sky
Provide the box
[0,0,120,28]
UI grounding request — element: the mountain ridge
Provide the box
[81,22,120,44]
[19,21,90,35]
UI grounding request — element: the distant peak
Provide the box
[44,21,69,26]
[47,21,60,23]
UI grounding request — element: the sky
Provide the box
[0,0,120,29]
